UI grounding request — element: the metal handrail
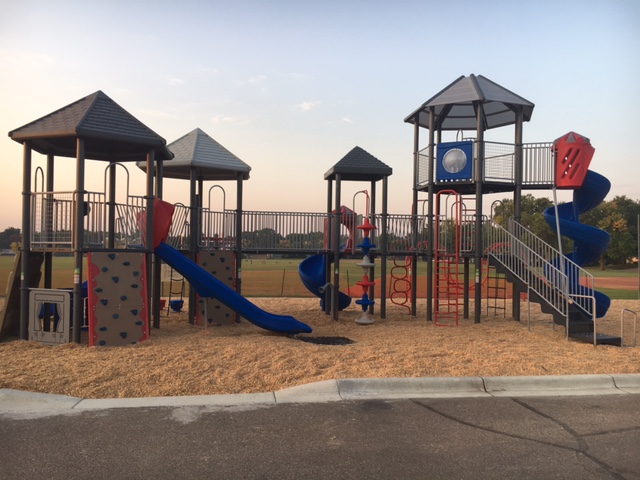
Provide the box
[486,220,570,322]
[506,218,596,319]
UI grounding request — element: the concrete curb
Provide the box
[2,374,639,413]
[483,374,624,397]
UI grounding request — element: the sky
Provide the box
[0,0,638,231]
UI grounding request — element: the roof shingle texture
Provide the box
[324,146,392,181]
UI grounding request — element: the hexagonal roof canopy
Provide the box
[404,74,535,131]
[324,146,392,181]
[138,128,251,181]
[8,90,173,161]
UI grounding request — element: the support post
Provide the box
[426,109,436,321]
[236,172,243,295]
[152,159,163,329]
[474,103,484,324]
[145,151,155,332]
[20,143,32,340]
[411,121,420,317]
[332,174,342,321]
[73,139,85,343]
[512,107,524,321]
[380,176,388,319]
[188,167,197,324]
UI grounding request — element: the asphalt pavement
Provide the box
[2,374,640,479]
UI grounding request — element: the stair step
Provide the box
[568,332,622,347]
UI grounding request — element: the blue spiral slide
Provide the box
[543,170,611,318]
[155,242,312,334]
[299,255,352,310]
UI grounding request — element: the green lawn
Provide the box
[0,254,637,300]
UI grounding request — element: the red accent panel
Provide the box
[554,131,595,189]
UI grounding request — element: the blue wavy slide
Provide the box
[155,242,312,334]
[543,170,611,318]
[299,254,352,310]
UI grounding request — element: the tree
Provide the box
[491,194,556,245]
[582,196,640,266]
[0,227,21,249]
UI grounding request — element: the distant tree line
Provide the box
[0,227,21,250]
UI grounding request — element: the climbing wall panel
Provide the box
[196,250,236,326]
[87,252,148,346]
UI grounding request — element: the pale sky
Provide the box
[1,0,638,231]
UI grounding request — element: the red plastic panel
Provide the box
[554,131,595,189]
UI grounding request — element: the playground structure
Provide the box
[2,74,635,346]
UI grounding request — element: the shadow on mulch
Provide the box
[296,336,355,345]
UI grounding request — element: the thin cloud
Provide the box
[248,74,266,84]
[296,101,321,112]
[341,117,353,123]
[211,114,244,125]
[168,77,185,86]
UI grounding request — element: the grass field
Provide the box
[0,254,637,300]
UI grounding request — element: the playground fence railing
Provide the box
[486,219,570,319]
[417,141,555,188]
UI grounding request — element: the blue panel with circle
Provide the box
[436,141,474,182]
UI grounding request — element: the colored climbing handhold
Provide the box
[120,295,127,301]
[132,271,139,276]
[131,283,138,288]
[119,332,128,339]
[99,326,107,331]
[131,309,138,315]
[135,321,143,326]
[123,261,130,266]
[101,266,109,272]
[112,276,119,283]
[108,254,116,260]
[100,299,108,306]
[112,314,119,319]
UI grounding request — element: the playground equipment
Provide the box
[298,205,355,311]
[351,190,377,325]
[151,199,312,334]
[7,76,634,347]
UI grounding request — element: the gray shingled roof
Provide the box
[139,128,251,181]
[404,74,535,131]
[324,146,392,181]
[8,91,173,161]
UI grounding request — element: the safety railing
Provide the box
[30,191,108,250]
[417,141,555,188]
[506,218,596,319]
[486,220,570,322]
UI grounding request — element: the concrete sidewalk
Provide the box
[2,373,639,414]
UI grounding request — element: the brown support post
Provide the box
[426,109,436,321]
[380,176,388,319]
[411,120,420,317]
[474,103,484,324]
[20,143,32,340]
[73,139,85,343]
[332,174,341,321]
[153,159,163,329]
[107,163,117,249]
[512,108,524,321]
[324,179,333,315]
[145,151,155,332]
[369,180,376,315]
[188,167,197,325]
[236,173,243,295]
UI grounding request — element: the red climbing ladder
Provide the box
[434,190,462,326]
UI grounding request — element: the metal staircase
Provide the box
[486,219,621,346]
